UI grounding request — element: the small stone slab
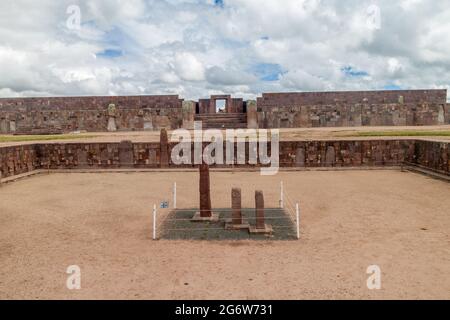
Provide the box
[249,224,273,235]
[224,218,250,230]
[191,212,220,222]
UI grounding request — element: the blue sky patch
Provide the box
[383,84,402,90]
[97,49,123,58]
[341,66,369,77]
[101,26,141,53]
[214,0,224,8]
[252,63,284,81]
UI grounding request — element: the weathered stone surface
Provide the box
[160,128,169,168]
[107,103,117,117]
[0,119,7,133]
[325,146,336,166]
[107,104,117,132]
[296,148,305,166]
[438,105,445,125]
[182,101,195,129]
[414,140,450,173]
[107,117,117,132]
[118,140,133,166]
[255,190,265,229]
[232,188,242,225]
[199,164,212,218]
[247,100,258,129]
[0,145,38,179]
[148,149,157,165]
[77,149,88,166]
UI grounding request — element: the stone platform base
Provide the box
[191,212,220,222]
[224,218,250,230]
[249,224,273,234]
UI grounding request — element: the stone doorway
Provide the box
[215,99,226,113]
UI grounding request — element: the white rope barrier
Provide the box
[152,204,157,240]
[280,192,297,223]
[280,181,284,209]
[157,182,302,240]
[162,226,296,232]
[173,182,177,209]
[170,208,291,212]
[283,187,301,240]
[161,216,293,222]
[283,190,298,217]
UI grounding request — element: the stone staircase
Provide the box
[194,113,248,129]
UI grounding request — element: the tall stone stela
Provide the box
[107,103,117,132]
[231,188,242,225]
[246,100,258,129]
[255,190,265,229]
[182,101,195,129]
[199,164,212,218]
[160,128,169,168]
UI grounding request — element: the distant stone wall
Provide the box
[1,90,447,134]
[259,90,447,105]
[0,95,183,134]
[257,90,449,128]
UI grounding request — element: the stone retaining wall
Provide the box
[0,144,39,179]
[413,140,449,174]
[1,140,448,179]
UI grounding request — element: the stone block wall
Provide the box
[277,140,415,167]
[0,139,449,179]
[197,95,245,114]
[0,144,39,178]
[257,90,449,128]
[0,90,448,134]
[35,142,162,170]
[0,95,183,134]
[413,140,449,174]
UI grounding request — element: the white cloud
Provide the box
[0,0,448,101]
[174,52,205,81]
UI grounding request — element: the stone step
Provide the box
[195,117,247,121]
[195,114,247,119]
[199,119,247,124]
[195,118,247,122]
[195,113,246,117]
[194,113,248,129]
[202,123,248,129]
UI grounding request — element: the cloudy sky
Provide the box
[0,0,449,100]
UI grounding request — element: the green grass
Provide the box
[353,130,450,137]
[0,134,98,143]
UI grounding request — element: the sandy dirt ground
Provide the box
[0,170,449,300]
[1,125,449,147]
